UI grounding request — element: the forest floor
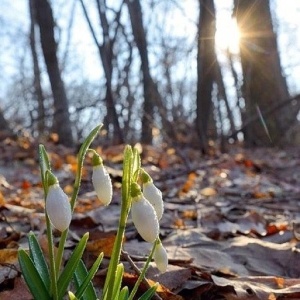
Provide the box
[0,136,300,299]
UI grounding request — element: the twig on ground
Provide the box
[121,249,162,300]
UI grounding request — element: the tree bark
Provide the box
[0,108,13,140]
[234,0,298,146]
[34,0,74,146]
[29,0,46,137]
[79,0,124,144]
[195,0,217,153]
[126,0,155,144]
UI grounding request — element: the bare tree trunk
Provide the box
[215,61,237,139]
[0,108,13,140]
[34,0,74,146]
[126,0,156,144]
[79,0,124,144]
[234,0,298,146]
[29,0,46,137]
[126,0,176,144]
[195,0,217,153]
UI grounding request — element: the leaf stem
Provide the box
[127,239,158,300]
[55,125,102,275]
[102,146,134,299]
[39,147,58,300]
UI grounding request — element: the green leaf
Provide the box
[132,147,141,182]
[122,145,133,207]
[18,249,50,300]
[138,283,158,300]
[39,144,51,186]
[119,286,129,300]
[73,260,96,300]
[71,124,102,211]
[74,252,104,300]
[78,124,102,168]
[111,263,124,300]
[57,233,89,299]
[28,232,50,291]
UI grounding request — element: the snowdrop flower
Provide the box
[131,183,159,243]
[46,174,72,232]
[153,240,168,273]
[141,169,164,220]
[92,152,113,205]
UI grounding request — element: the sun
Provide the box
[215,17,240,54]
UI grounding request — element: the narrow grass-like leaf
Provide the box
[119,286,129,300]
[138,283,158,300]
[39,144,51,185]
[132,147,141,182]
[72,124,102,211]
[73,260,96,300]
[74,252,104,299]
[18,249,50,300]
[77,124,102,174]
[122,145,133,205]
[28,232,50,291]
[57,233,89,299]
[111,263,124,300]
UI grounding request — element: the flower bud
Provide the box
[46,183,72,232]
[143,182,164,220]
[153,240,168,273]
[131,183,159,243]
[92,153,113,206]
[140,169,164,220]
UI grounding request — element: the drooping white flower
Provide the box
[92,164,113,205]
[46,183,72,232]
[153,240,168,273]
[131,183,159,243]
[91,152,112,206]
[143,181,164,220]
[140,169,164,220]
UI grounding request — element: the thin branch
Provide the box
[121,250,162,300]
[229,94,300,138]
[78,0,101,49]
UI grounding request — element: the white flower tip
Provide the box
[46,184,72,232]
[154,242,168,273]
[143,182,164,220]
[131,196,159,243]
[92,165,113,205]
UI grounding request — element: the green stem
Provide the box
[46,214,58,300]
[103,206,130,300]
[102,146,133,300]
[55,125,102,275]
[55,167,82,274]
[128,239,158,300]
[40,154,58,300]
[54,159,82,274]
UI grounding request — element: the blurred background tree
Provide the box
[234,0,299,147]
[0,0,299,150]
[33,0,74,147]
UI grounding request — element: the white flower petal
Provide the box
[153,242,168,273]
[46,184,72,232]
[143,182,164,220]
[131,195,159,243]
[92,165,113,205]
